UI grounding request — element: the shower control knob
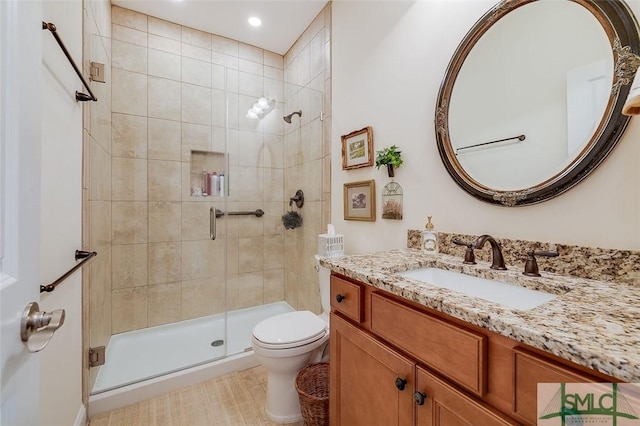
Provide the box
[335,294,345,303]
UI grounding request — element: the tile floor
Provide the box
[89,366,303,426]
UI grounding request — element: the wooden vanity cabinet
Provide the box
[329,275,515,425]
[329,273,618,426]
[330,313,414,426]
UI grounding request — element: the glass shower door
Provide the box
[221,65,277,358]
[86,56,231,396]
[221,74,326,360]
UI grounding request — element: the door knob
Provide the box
[20,302,65,352]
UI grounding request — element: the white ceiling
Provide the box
[111,0,329,55]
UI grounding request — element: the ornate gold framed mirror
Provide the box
[435,0,640,206]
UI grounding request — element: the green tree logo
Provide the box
[539,383,639,425]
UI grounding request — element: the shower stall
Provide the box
[84,4,331,414]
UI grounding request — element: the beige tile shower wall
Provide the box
[109,6,286,334]
[84,0,113,398]
[283,4,332,314]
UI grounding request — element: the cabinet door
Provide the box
[415,367,517,426]
[513,348,603,425]
[330,313,414,426]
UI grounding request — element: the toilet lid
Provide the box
[252,311,327,347]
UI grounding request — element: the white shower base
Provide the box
[88,301,294,416]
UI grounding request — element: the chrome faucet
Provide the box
[473,235,507,270]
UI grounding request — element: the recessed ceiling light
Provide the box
[248,16,262,27]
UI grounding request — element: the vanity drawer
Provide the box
[330,275,364,323]
[370,293,487,396]
[513,348,602,425]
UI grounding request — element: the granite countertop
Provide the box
[320,249,640,382]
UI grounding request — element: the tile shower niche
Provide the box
[190,150,226,198]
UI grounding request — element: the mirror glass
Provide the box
[436,0,640,206]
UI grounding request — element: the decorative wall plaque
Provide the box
[382,182,403,220]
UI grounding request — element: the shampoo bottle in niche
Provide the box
[423,215,438,255]
[202,172,210,196]
[210,172,219,196]
[218,174,225,196]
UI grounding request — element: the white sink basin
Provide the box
[397,267,556,310]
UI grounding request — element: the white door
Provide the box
[566,59,611,157]
[1,0,43,425]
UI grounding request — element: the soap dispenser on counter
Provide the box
[422,215,438,255]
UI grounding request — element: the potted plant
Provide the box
[375,145,403,177]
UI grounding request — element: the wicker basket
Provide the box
[295,362,329,426]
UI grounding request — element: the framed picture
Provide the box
[341,126,373,170]
[344,180,376,221]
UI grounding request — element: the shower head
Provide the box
[283,110,302,123]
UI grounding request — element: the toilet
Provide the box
[251,255,331,423]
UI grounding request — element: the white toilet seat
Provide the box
[253,331,327,350]
[250,257,335,423]
[252,311,327,349]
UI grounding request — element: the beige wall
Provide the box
[283,4,332,314]
[332,0,640,255]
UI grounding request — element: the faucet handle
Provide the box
[523,250,559,277]
[452,238,476,265]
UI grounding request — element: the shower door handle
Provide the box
[210,207,216,240]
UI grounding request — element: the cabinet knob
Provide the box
[395,377,408,391]
[336,294,345,303]
[414,391,427,405]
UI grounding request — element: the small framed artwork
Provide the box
[344,180,376,221]
[382,182,403,220]
[341,126,373,170]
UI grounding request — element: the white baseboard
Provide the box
[74,404,86,426]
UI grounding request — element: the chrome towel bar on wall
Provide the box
[40,250,97,293]
[42,21,97,102]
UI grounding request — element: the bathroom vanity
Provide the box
[323,250,638,425]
